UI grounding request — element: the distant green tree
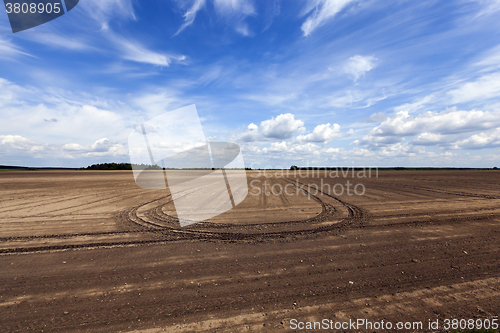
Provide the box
[82,163,144,170]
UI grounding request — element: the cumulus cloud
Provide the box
[343,55,377,81]
[239,123,260,142]
[0,135,34,148]
[237,115,343,151]
[358,108,500,150]
[296,123,341,143]
[266,141,288,152]
[62,138,127,157]
[0,135,46,161]
[413,132,444,146]
[261,141,321,155]
[237,113,306,142]
[0,78,131,158]
[260,113,305,139]
[290,142,321,154]
[452,128,500,149]
[1,134,127,160]
[301,0,356,37]
[371,109,498,137]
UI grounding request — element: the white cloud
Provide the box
[214,0,255,35]
[0,136,129,160]
[260,113,305,139]
[343,55,377,81]
[371,109,499,138]
[131,90,180,116]
[325,147,340,154]
[452,128,500,149]
[291,142,321,154]
[246,93,298,106]
[235,23,252,36]
[80,0,136,27]
[78,0,183,67]
[393,94,436,114]
[0,135,45,159]
[238,123,260,142]
[358,107,500,150]
[237,113,306,142]
[62,143,86,151]
[0,135,32,147]
[111,35,181,66]
[0,37,33,60]
[213,0,255,16]
[301,0,356,37]
[448,72,500,104]
[474,44,500,71]
[175,0,206,35]
[469,0,500,18]
[0,78,131,155]
[175,0,255,35]
[297,123,341,143]
[413,132,444,146]
[360,112,386,123]
[21,34,90,51]
[268,141,288,152]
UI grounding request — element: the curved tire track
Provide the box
[1,177,367,254]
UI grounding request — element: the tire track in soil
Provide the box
[1,177,367,254]
[0,195,176,254]
[123,177,366,240]
[396,183,500,199]
[0,188,135,214]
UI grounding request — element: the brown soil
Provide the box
[0,170,499,332]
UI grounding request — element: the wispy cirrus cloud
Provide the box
[301,0,356,36]
[79,0,136,29]
[108,33,186,67]
[174,0,255,36]
[213,0,255,16]
[0,37,33,60]
[174,0,206,36]
[448,72,500,104]
[20,33,91,51]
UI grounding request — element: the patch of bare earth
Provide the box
[0,170,499,332]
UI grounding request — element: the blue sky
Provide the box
[1,0,500,168]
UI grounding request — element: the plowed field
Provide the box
[0,170,499,332]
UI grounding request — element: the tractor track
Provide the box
[120,177,367,239]
[1,177,367,254]
[6,174,498,255]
